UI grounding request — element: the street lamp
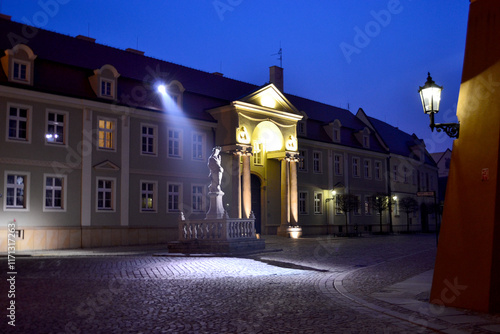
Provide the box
[418,72,460,138]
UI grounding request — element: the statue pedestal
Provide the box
[205,191,225,219]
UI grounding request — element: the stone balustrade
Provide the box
[179,218,256,241]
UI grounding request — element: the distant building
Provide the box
[431,149,452,202]
[0,15,438,250]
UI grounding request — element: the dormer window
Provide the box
[1,44,37,85]
[332,119,342,143]
[90,64,120,100]
[13,61,28,81]
[100,79,113,97]
[297,121,306,136]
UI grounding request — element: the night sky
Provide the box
[1,0,470,153]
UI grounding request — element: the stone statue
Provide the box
[208,146,223,193]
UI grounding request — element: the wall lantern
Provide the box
[418,72,459,138]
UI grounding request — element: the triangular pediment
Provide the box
[236,84,302,118]
[93,160,120,170]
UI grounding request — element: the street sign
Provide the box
[417,191,435,197]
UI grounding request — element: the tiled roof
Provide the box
[0,16,433,164]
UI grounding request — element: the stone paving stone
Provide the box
[0,234,498,333]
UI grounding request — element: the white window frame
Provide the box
[364,159,372,179]
[45,109,68,146]
[97,117,116,151]
[352,157,360,178]
[192,131,206,161]
[96,177,116,212]
[364,196,372,215]
[299,191,308,215]
[11,59,30,84]
[140,123,158,156]
[393,165,399,182]
[6,103,32,143]
[140,180,157,213]
[168,128,183,159]
[43,174,67,212]
[167,182,182,213]
[4,171,30,211]
[334,154,343,176]
[314,192,323,215]
[298,149,307,172]
[375,160,382,180]
[253,142,264,166]
[313,151,322,174]
[192,184,205,212]
[100,78,114,99]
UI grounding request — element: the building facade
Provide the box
[0,15,438,250]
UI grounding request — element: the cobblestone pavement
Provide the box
[1,234,500,333]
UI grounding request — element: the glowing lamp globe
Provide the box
[418,72,443,115]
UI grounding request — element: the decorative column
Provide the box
[230,151,242,218]
[242,153,252,218]
[289,156,298,226]
[277,158,290,236]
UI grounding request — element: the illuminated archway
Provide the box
[252,121,283,152]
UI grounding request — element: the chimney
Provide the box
[76,35,96,43]
[269,66,283,92]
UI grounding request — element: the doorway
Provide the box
[251,174,262,234]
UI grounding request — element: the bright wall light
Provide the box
[157,84,167,95]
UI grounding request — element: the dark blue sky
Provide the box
[1,0,470,152]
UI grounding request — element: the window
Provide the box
[375,161,382,180]
[168,128,182,158]
[192,185,204,212]
[363,135,370,148]
[253,143,263,166]
[364,159,372,179]
[335,196,342,214]
[352,157,360,177]
[7,105,30,142]
[13,61,28,81]
[100,78,114,98]
[98,118,115,150]
[313,151,322,173]
[404,167,408,183]
[141,181,157,212]
[192,132,205,161]
[4,172,29,210]
[298,149,307,172]
[314,192,323,214]
[353,195,361,215]
[393,165,398,182]
[364,196,372,215]
[46,111,66,145]
[44,175,65,211]
[97,178,115,211]
[334,154,343,176]
[333,128,340,142]
[297,121,306,135]
[141,124,157,156]
[168,183,182,212]
[394,198,400,216]
[299,191,308,214]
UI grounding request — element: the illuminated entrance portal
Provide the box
[208,83,303,236]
